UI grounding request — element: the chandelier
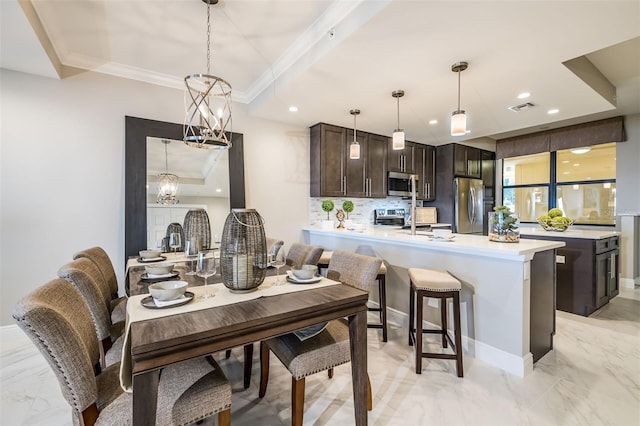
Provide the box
[184,0,232,149]
[451,61,468,136]
[157,140,179,205]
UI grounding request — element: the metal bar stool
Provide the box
[408,268,463,377]
[318,250,388,342]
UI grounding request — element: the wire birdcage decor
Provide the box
[184,208,211,249]
[220,209,267,292]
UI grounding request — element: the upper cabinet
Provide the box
[414,144,436,201]
[481,150,496,199]
[453,144,482,178]
[387,140,415,173]
[310,123,388,198]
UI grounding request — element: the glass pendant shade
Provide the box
[349,108,361,160]
[392,90,405,150]
[392,130,405,150]
[157,173,179,205]
[450,110,466,136]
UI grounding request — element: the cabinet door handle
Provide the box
[427,183,431,198]
[343,176,347,195]
[610,253,616,279]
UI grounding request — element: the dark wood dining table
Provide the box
[126,260,371,425]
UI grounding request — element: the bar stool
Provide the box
[408,268,463,377]
[318,250,388,342]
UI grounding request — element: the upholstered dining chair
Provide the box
[12,278,231,426]
[58,258,124,368]
[285,243,324,268]
[266,237,284,259]
[259,250,382,426]
[73,246,126,324]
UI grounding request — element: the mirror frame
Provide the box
[125,116,246,260]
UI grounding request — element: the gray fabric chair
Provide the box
[285,243,324,268]
[73,247,127,324]
[266,237,284,259]
[259,250,381,426]
[12,278,231,426]
[58,258,124,368]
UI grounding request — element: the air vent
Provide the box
[508,102,536,112]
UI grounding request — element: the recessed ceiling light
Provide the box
[288,106,299,112]
[562,160,570,164]
[216,188,222,193]
[429,119,438,125]
[466,130,471,134]
[571,147,591,154]
[573,163,580,167]
[517,92,530,99]
[548,108,559,114]
[563,171,570,175]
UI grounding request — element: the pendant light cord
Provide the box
[396,95,400,129]
[353,113,357,141]
[457,69,461,111]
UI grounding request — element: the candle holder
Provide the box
[220,209,267,292]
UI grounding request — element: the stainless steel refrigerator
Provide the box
[454,177,484,234]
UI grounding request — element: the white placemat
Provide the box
[119,274,339,391]
[126,251,218,271]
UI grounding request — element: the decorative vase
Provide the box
[488,212,520,242]
[220,209,267,292]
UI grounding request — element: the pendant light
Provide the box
[451,61,468,136]
[392,90,405,150]
[157,140,179,205]
[184,0,232,149]
[349,109,361,159]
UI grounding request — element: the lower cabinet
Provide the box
[522,235,619,316]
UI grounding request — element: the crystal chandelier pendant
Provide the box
[157,173,179,205]
[184,73,232,149]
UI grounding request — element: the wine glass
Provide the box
[272,246,286,286]
[184,238,199,276]
[196,252,216,299]
[169,232,181,259]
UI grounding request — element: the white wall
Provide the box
[618,114,640,215]
[0,69,309,325]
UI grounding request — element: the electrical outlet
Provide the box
[427,298,438,308]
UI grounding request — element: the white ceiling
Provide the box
[2,0,639,144]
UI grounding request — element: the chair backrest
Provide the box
[73,246,118,299]
[58,258,112,341]
[286,243,324,268]
[266,237,284,258]
[327,250,382,292]
[12,278,100,422]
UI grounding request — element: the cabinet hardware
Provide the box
[610,253,616,279]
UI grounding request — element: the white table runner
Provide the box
[119,275,339,391]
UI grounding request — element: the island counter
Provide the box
[303,227,565,377]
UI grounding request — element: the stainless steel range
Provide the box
[374,208,406,226]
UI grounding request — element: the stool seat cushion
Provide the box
[408,268,461,292]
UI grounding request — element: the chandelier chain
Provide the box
[206,3,211,76]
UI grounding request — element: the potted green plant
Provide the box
[321,200,335,230]
[488,205,520,242]
[342,200,354,219]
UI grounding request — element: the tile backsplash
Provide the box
[309,197,413,229]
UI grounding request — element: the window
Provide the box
[502,153,550,222]
[502,143,616,225]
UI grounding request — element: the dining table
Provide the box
[123,253,371,425]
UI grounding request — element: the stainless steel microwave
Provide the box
[387,172,418,197]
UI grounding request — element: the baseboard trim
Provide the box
[370,302,533,378]
[620,277,639,289]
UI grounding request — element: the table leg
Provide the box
[133,369,160,426]
[349,309,368,426]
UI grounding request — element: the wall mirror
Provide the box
[125,116,245,260]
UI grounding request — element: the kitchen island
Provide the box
[303,227,565,377]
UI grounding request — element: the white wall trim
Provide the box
[620,277,639,289]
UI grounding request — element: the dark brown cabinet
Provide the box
[310,123,387,198]
[454,144,482,178]
[521,234,619,316]
[414,144,436,201]
[388,140,415,173]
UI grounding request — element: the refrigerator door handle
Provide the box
[467,187,474,224]
[470,187,477,224]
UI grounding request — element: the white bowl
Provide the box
[433,229,453,239]
[145,263,174,275]
[291,264,318,280]
[148,280,188,301]
[140,249,161,259]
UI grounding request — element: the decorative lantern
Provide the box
[220,209,267,292]
[184,208,211,249]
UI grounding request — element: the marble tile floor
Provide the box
[1,286,639,425]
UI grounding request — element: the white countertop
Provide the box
[519,226,620,240]
[304,227,564,262]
